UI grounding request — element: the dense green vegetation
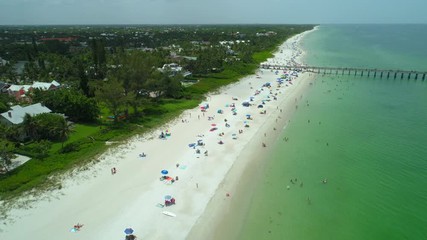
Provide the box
[0,24,313,201]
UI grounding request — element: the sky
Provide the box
[1,0,427,25]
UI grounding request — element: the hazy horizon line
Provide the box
[1,22,426,27]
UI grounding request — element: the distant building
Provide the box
[0,103,52,125]
[6,80,60,101]
[256,31,277,37]
[31,80,60,90]
[7,84,32,101]
[159,63,182,73]
[158,63,192,78]
[182,56,197,61]
[39,37,77,43]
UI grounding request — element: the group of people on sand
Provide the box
[125,234,137,240]
[73,223,83,231]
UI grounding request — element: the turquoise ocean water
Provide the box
[236,25,427,240]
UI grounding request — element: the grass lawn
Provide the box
[50,124,100,153]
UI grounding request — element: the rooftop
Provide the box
[0,103,52,125]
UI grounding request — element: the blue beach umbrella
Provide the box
[164,195,172,200]
[124,228,134,235]
[161,170,168,175]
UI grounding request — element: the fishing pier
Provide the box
[260,64,427,81]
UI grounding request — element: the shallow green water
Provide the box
[237,25,427,240]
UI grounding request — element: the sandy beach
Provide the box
[0,29,316,240]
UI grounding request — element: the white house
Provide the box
[6,80,60,101]
[0,103,52,126]
[161,63,182,72]
[31,80,60,90]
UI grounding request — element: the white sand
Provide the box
[0,29,316,240]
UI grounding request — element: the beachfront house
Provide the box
[0,103,52,126]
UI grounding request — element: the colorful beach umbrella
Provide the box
[124,228,134,235]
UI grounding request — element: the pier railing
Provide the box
[260,64,427,80]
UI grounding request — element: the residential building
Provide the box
[0,103,52,126]
[6,80,60,101]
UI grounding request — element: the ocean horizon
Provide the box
[235,24,427,240]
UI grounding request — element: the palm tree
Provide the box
[56,118,73,150]
[22,113,39,140]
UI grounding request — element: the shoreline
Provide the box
[186,29,317,240]
[187,72,315,239]
[0,29,316,240]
